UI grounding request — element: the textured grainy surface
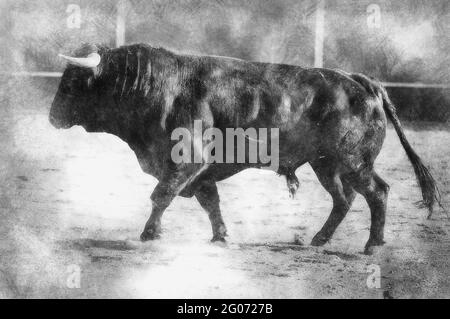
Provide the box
[0,107,448,298]
[0,0,449,300]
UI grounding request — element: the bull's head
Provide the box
[49,44,111,132]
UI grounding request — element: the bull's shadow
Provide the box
[59,238,139,251]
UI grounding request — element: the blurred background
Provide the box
[0,0,449,121]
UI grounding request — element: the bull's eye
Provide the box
[60,77,90,96]
[59,67,94,96]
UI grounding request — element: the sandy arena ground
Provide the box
[0,97,449,298]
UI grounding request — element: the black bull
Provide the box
[49,44,440,254]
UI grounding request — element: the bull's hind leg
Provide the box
[351,170,389,255]
[195,181,227,242]
[310,159,356,246]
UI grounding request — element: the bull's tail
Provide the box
[378,85,442,218]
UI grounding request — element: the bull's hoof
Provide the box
[364,239,385,255]
[140,227,161,242]
[311,233,329,247]
[211,225,227,242]
[211,235,226,242]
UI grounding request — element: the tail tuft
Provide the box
[406,147,441,217]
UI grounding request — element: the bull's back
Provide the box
[196,57,309,130]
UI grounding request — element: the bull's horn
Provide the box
[58,52,101,68]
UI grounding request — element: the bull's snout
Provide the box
[49,105,72,129]
[48,112,60,128]
[48,107,68,129]
[49,93,74,129]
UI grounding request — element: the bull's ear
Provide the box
[58,53,101,68]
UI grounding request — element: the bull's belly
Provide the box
[197,148,312,183]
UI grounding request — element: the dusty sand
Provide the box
[0,106,449,298]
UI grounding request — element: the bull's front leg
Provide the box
[140,166,195,241]
[195,181,227,242]
[140,161,209,241]
[140,180,177,241]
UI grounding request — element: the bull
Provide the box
[49,43,440,254]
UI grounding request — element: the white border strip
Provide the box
[0,71,63,77]
[381,82,450,89]
[1,72,450,89]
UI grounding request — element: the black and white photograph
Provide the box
[0,0,449,301]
